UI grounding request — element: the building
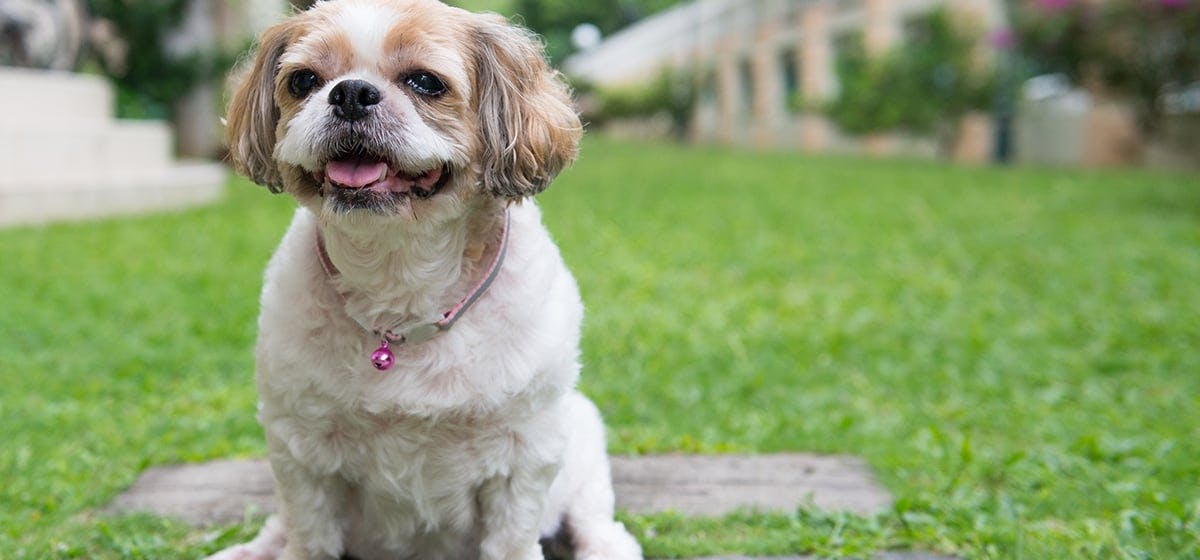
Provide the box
[565,0,1006,162]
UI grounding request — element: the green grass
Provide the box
[448,0,514,15]
[2,138,1198,558]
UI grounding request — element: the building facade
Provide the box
[565,0,1006,161]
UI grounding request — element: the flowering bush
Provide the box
[1015,0,1200,131]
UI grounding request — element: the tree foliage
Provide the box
[825,9,992,140]
[1014,0,1200,132]
[510,0,679,63]
[580,67,698,138]
[86,0,239,120]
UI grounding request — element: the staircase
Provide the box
[0,67,226,226]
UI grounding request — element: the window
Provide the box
[781,47,800,111]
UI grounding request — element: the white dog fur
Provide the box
[210,1,642,559]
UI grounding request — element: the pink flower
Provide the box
[989,28,1015,50]
[1160,0,1189,9]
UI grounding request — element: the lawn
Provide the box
[1,138,1198,558]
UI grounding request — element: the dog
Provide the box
[209,1,642,559]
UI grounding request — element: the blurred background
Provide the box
[1,0,1186,227]
[2,0,1197,173]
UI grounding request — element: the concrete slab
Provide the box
[110,459,275,527]
[108,454,892,526]
[610,454,891,517]
[107,455,952,558]
[693,556,956,560]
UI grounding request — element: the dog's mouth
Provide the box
[311,148,451,204]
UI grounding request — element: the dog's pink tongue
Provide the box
[325,159,388,189]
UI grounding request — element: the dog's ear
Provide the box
[226,21,296,193]
[471,15,582,200]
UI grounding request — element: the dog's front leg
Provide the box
[268,447,349,560]
[478,461,560,560]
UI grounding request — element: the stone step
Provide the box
[0,67,114,124]
[0,162,227,226]
[0,121,174,188]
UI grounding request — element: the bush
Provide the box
[580,68,697,138]
[825,9,992,146]
[86,0,241,120]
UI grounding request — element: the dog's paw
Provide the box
[205,516,287,560]
[572,520,643,560]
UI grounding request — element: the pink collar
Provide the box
[315,209,511,371]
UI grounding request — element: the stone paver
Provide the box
[110,459,276,526]
[693,556,956,560]
[108,454,951,558]
[610,454,891,517]
[108,454,892,526]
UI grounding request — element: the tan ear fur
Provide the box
[472,15,582,200]
[225,21,296,193]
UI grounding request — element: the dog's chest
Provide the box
[285,406,516,539]
[296,404,514,486]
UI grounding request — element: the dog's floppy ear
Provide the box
[226,21,296,193]
[471,15,582,200]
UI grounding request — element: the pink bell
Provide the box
[370,340,395,371]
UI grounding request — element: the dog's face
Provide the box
[226,0,581,220]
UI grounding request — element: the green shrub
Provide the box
[825,9,992,146]
[86,0,242,120]
[581,68,697,138]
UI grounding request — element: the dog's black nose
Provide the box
[329,79,381,122]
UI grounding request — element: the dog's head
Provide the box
[226,0,581,219]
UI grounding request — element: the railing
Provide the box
[565,0,853,84]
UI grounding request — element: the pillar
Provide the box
[750,3,785,148]
[799,1,834,152]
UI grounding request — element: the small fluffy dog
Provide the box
[211,1,642,559]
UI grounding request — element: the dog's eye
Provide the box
[288,70,320,98]
[405,72,447,97]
